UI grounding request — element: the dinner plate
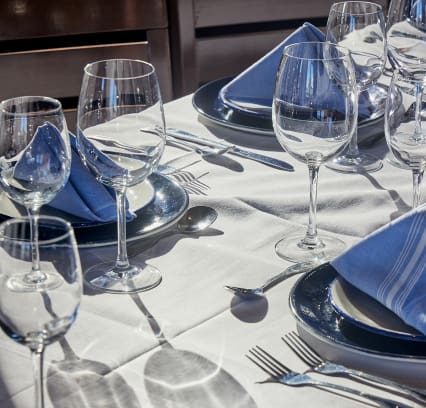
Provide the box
[289,263,426,388]
[192,77,386,142]
[330,277,425,342]
[0,172,189,248]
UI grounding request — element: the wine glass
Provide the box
[77,59,166,294]
[0,96,71,289]
[386,0,426,169]
[385,68,426,207]
[387,0,426,70]
[326,1,387,173]
[273,41,357,264]
[0,216,82,408]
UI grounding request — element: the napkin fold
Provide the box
[218,22,371,120]
[331,204,426,335]
[48,133,134,223]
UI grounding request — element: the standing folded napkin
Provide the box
[48,134,135,223]
[218,22,371,120]
[331,204,426,335]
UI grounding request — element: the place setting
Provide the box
[0,0,425,407]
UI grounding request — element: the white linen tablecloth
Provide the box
[0,94,424,407]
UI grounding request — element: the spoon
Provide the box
[175,205,218,233]
[225,262,316,300]
[129,206,218,256]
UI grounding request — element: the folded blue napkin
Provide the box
[218,22,371,120]
[48,133,134,223]
[331,204,426,335]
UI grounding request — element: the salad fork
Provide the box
[282,331,426,403]
[246,345,413,408]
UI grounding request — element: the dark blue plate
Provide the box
[290,263,426,358]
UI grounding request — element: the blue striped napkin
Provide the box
[49,133,134,223]
[331,204,426,335]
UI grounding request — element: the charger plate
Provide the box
[193,76,386,143]
[0,172,189,248]
[290,263,426,389]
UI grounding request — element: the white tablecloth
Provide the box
[0,94,424,407]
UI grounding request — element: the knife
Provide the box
[167,128,294,172]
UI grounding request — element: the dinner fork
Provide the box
[246,345,413,408]
[282,331,426,403]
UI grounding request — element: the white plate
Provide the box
[0,180,155,227]
[330,277,425,341]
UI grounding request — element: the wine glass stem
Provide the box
[412,169,424,208]
[31,349,45,408]
[25,207,45,283]
[346,88,360,158]
[115,188,130,272]
[303,163,320,247]
[414,83,423,140]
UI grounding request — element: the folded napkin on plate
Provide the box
[219,22,371,120]
[331,204,426,334]
[48,132,135,223]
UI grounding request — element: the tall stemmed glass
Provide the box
[273,42,357,264]
[385,68,426,207]
[0,96,71,289]
[0,216,82,408]
[387,0,426,70]
[326,1,387,173]
[77,59,165,294]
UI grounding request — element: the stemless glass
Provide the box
[0,216,82,408]
[273,42,357,264]
[387,0,426,70]
[77,59,166,294]
[326,1,387,173]
[0,96,71,289]
[385,68,426,207]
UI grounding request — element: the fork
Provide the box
[282,331,426,403]
[225,262,314,299]
[246,345,414,408]
[158,163,210,195]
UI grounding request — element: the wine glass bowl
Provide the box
[0,96,71,211]
[273,41,357,264]
[77,59,166,294]
[0,216,82,408]
[385,68,426,207]
[325,1,387,173]
[387,0,426,70]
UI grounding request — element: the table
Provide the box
[0,94,424,407]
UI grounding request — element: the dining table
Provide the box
[0,90,425,408]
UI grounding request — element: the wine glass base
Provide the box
[275,233,346,264]
[8,272,64,292]
[326,151,382,173]
[85,262,162,294]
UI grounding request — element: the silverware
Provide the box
[225,262,314,299]
[167,135,232,156]
[246,345,412,408]
[282,331,426,404]
[167,128,294,172]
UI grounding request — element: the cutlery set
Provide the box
[247,332,425,407]
[166,128,295,172]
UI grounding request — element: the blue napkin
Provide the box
[218,22,371,120]
[48,133,135,223]
[331,204,426,335]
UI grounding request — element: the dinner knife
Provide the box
[167,128,294,172]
